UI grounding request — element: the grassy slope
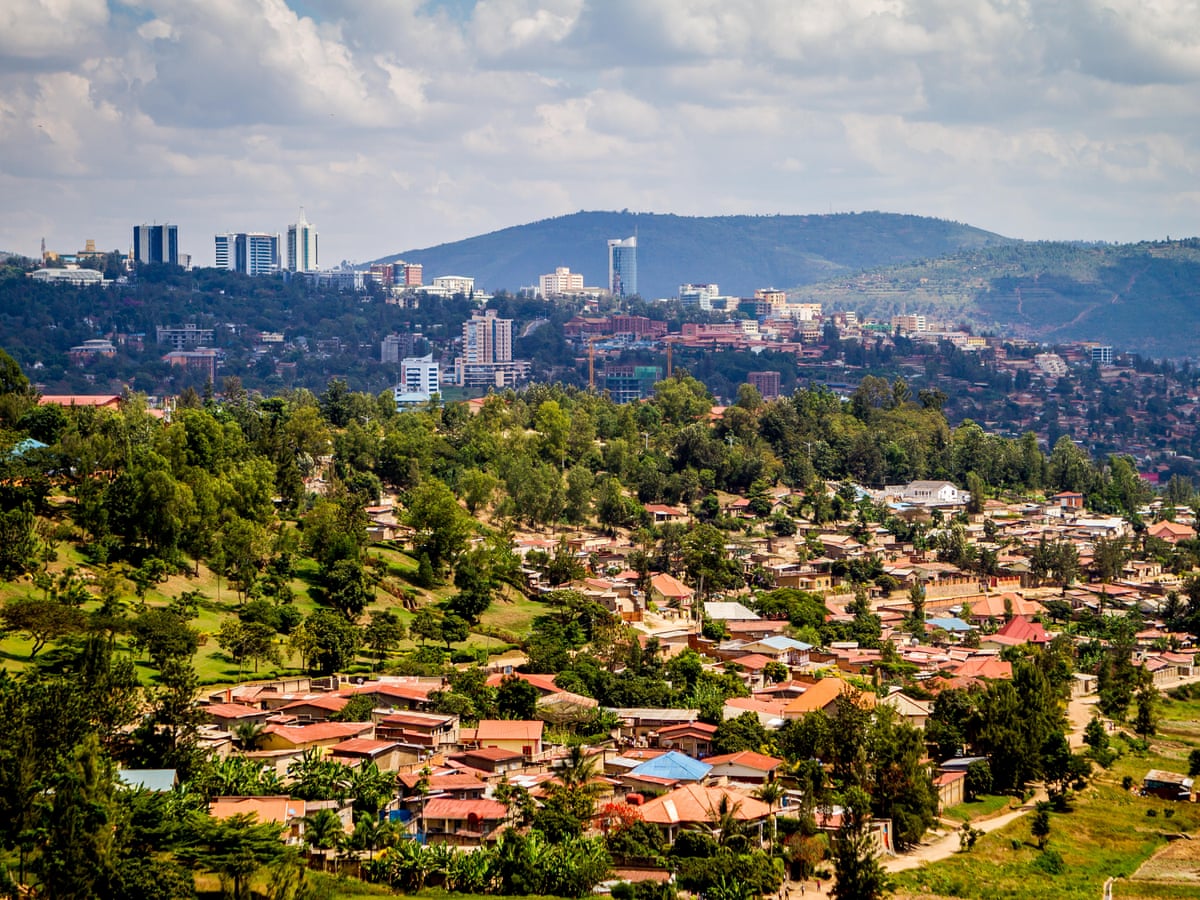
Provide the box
[894,693,1200,900]
[1,537,542,687]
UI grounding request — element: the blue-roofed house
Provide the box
[8,438,48,458]
[117,768,178,792]
[741,635,813,667]
[925,617,974,639]
[624,751,712,789]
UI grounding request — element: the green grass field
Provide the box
[942,794,1014,824]
[894,693,1200,900]
[1,539,544,686]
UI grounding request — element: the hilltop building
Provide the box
[539,266,585,297]
[287,210,318,272]
[456,309,529,388]
[156,324,214,350]
[394,354,441,408]
[132,224,179,267]
[433,275,475,297]
[608,236,637,298]
[679,283,720,310]
[381,333,418,364]
[747,371,781,400]
[215,232,281,276]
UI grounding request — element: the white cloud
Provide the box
[2,0,1200,262]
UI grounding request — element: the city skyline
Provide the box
[3,2,1200,265]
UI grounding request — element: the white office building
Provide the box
[394,354,441,407]
[433,275,475,296]
[539,266,585,297]
[287,210,318,272]
[216,232,280,275]
[679,283,720,310]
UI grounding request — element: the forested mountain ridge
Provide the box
[377,210,1010,299]
[800,239,1200,357]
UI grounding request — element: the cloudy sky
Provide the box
[4,0,1200,266]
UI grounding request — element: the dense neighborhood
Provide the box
[2,343,1200,900]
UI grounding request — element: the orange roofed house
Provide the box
[209,796,306,843]
[639,784,771,844]
[257,721,375,753]
[783,679,877,719]
[465,720,544,759]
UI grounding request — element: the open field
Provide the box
[893,694,1200,900]
[941,794,1015,825]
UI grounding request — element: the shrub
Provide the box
[1032,849,1065,875]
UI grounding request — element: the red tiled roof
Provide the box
[204,702,265,720]
[262,722,374,745]
[279,695,350,713]
[994,615,1049,643]
[342,681,435,702]
[328,738,400,757]
[650,572,694,598]
[475,720,543,742]
[485,672,561,694]
[951,657,1013,680]
[399,772,485,791]
[421,798,507,821]
[703,750,783,771]
[639,784,770,826]
[729,653,775,671]
[459,746,525,761]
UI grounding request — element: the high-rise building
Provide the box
[539,266,585,297]
[462,309,512,364]
[381,332,417,364]
[287,210,318,272]
[236,233,281,276]
[608,235,637,298]
[133,224,179,267]
[214,233,234,270]
[216,233,280,275]
[679,283,720,310]
[747,371,782,401]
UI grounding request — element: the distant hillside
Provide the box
[799,240,1200,358]
[377,210,1009,298]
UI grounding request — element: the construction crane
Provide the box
[587,335,603,391]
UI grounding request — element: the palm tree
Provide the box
[349,761,397,818]
[348,814,385,861]
[706,794,749,852]
[302,808,347,872]
[233,720,265,752]
[754,780,786,847]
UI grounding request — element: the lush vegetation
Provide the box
[803,238,1200,357]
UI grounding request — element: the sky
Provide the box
[3,0,1200,267]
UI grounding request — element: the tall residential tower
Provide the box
[607,235,637,298]
[287,209,318,272]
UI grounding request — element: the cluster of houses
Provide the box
[123,669,903,856]
[113,468,1200,857]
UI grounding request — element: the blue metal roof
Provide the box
[117,769,178,792]
[628,750,712,782]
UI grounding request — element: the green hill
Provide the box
[799,239,1200,358]
[377,210,1009,299]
